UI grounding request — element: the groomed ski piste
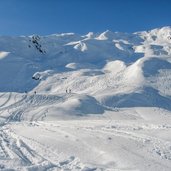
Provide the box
[0,27,171,171]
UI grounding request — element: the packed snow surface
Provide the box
[0,27,171,170]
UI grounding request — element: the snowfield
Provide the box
[0,27,171,170]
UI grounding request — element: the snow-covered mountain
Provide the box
[0,26,171,113]
[0,27,171,171]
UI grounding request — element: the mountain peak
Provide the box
[96,30,115,40]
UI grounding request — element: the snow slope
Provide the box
[0,27,171,170]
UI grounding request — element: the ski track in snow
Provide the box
[6,120,171,171]
[1,127,55,170]
[0,93,106,170]
[0,92,12,108]
[0,92,171,170]
[0,93,170,170]
[0,124,99,171]
[0,127,57,170]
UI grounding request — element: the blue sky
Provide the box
[0,0,171,35]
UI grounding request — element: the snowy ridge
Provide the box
[0,27,171,170]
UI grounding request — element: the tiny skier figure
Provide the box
[69,89,71,93]
[66,89,68,93]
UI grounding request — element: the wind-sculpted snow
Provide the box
[0,27,171,170]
